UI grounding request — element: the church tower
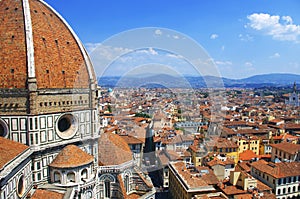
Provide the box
[286,82,300,107]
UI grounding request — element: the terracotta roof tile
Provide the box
[234,194,252,199]
[239,150,258,161]
[172,162,218,189]
[0,137,29,169]
[120,135,144,144]
[207,157,235,167]
[214,138,238,149]
[256,179,272,192]
[98,132,132,166]
[49,145,93,168]
[251,160,300,178]
[219,185,246,195]
[270,142,300,155]
[30,189,64,199]
[237,162,251,173]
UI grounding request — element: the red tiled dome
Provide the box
[49,145,94,168]
[98,132,133,166]
[0,0,95,89]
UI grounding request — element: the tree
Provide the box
[107,105,112,113]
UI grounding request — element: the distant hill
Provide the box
[98,73,300,88]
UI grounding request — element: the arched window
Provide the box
[124,175,129,193]
[67,172,75,183]
[81,169,88,181]
[85,191,93,199]
[277,188,281,195]
[104,180,111,198]
[54,171,61,183]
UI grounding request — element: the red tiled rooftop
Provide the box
[207,157,235,167]
[120,135,144,144]
[270,142,300,155]
[219,184,246,195]
[0,137,29,169]
[237,162,251,173]
[214,138,238,149]
[239,150,258,161]
[30,189,64,199]
[234,194,252,199]
[98,132,132,166]
[251,160,300,178]
[172,162,219,189]
[49,145,94,168]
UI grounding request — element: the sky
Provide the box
[45,0,300,79]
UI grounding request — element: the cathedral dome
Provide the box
[0,0,95,89]
[49,145,94,168]
[0,0,98,115]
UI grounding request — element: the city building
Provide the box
[206,156,235,180]
[270,142,300,162]
[251,160,300,199]
[285,82,300,107]
[234,136,260,155]
[168,161,219,199]
[210,138,239,164]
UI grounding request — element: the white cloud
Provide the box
[215,60,232,65]
[247,13,300,42]
[173,35,180,39]
[148,47,158,55]
[245,62,253,67]
[210,34,219,39]
[166,54,184,59]
[86,43,131,59]
[136,47,158,55]
[238,34,253,42]
[282,16,293,24]
[155,29,162,35]
[221,45,225,51]
[270,52,280,58]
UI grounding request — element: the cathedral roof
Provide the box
[30,189,64,199]
[0,137,29,169]
[0,0,95,89]
[49,145,94,168]
[98,132,133,166]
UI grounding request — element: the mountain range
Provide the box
[98,73,300,88]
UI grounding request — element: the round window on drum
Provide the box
[56,113,78,139]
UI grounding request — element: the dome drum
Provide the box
[0,0,98,114]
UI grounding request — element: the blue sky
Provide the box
[46,0,300,79]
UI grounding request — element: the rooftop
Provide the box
[49,145,94,168]
[270,142,300,155]
[170,161,218,191]
[239,150,258,161]
[251,160,300,178]
[30,189,64,199]
[98,132,132,166]
[0,137,29,169]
